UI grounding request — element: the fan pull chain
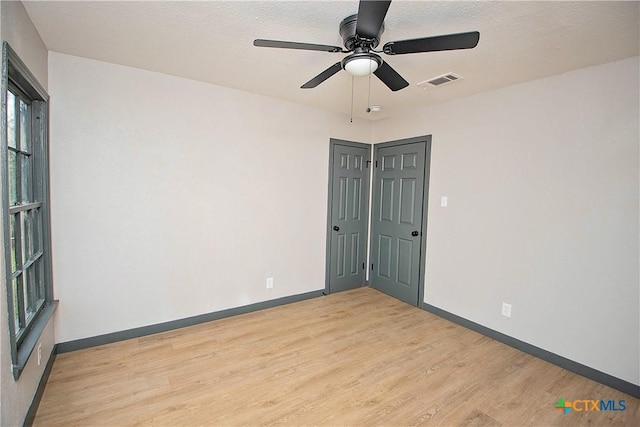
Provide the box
[367,61,372,112]
[350,75,354,123]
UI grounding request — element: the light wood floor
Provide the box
[34,287,637,426]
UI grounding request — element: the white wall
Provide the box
[48,52,369,343]
[0,0,47,89]
[0,1,54,426]
[373,57,640,385]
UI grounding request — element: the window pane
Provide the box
[21,211,32,263]
[7,91,17,149]
[23,268,35,321]
[35,258,46,302]
[12,278,20,332]
[13,273,25,333]
[19,99,30,153]
[21,154,32,203]
[8,150,18,206]
[28,210,35,260]
[9,214,19,272]
[33,208,42,255]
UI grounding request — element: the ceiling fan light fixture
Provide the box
[343,55,380,77]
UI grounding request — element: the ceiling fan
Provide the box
[254,0,479,92]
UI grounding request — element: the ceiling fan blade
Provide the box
[383,31,480,55]
[373,61,409,92]
[254,39,343,53]
[355,0,391,39]
[301,62,343,89]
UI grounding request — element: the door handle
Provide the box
[333,226,340,231]
[411,230,420,236]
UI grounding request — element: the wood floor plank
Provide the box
[34,287,638,426]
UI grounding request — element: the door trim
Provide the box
[325,138,372,295]
[372,135,432,306]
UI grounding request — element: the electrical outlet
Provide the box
[266,277,274,289]
[441,196,448,208]
[502,302,512,318]
[37,343,42,366]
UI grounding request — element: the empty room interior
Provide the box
[1,0,639,426]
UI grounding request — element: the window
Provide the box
[2,42,56,379]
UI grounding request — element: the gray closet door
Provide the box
[370,140,426,305]
[328,141,370,293]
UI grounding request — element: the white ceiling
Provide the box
[22,0,640,120]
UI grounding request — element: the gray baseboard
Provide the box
[57,290,324,354]
[23,344,57,427]
[421,302,640,399]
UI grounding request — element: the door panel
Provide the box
[327,140,370,293]
[399,178,416,224]
[378,234,392,279]
[350,233,360,275]
[370,140,427,305]
[380,178,395,221]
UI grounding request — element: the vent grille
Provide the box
[417,73,463,89]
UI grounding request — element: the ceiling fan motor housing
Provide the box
[339,14,384,51]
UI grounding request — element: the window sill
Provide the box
[13,300,58,380]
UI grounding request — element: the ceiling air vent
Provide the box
[417,73,463,89]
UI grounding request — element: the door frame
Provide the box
[371,135,432,306]
[324,138,372,295]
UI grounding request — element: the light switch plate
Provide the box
[441,196,448,207]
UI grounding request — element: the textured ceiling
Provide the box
[22,0,640,120]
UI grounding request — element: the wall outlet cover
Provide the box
[502,302,512,318]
